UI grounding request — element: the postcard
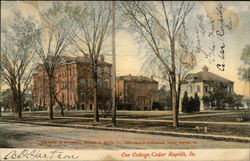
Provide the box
[0,1,249,161]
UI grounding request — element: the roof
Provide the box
[34,55,111,72]
[117,75,158,83]
[184,69,233,84]
[61,55,112,66]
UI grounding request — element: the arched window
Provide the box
[97,79,101,88]
[80,92,85,101]
[104,67,109,74]
[188,85,193,93]
[88,79,93,88]
[104,79,109,88]
[79,78,85,87]
[197,85,200,93]
[97,67,101,74]
[205,86,209,92]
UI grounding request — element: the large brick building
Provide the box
[116,75,159,110]
[32,55,112,110]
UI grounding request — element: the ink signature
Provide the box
[4,149,79,160]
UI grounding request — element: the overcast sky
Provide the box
[1,1,250,96]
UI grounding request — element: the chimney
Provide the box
[129,74,132,81]
[151,75,154,81]
[100,55,104,62]
[202,65,209,72]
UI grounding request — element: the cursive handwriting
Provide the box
[215,3,228,71]
[197,15,206,36]
[4,149,79,160]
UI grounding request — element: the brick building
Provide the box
[116,75,159,110]
[32,55,112,110]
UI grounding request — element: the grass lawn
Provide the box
[10,109,249,122]
[1,109,249,137]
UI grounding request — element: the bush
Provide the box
[181,91,189,113]
[182,92,200,113]
[194,92,200,112]
[187,96,195,113]
[152,101,164,111]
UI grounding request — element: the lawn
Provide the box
[12,109,250,122]
[1,109,249,137]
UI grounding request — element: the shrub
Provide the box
[194,92,200,112]
[181,91,189,113]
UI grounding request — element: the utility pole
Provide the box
[111,0,116,126]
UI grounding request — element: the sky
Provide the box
[1,1,250,97]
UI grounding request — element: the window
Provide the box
[205,86,209,92]
[188,85,193,93]
[97,67,101,74]
[104,79,109,88]
[104,67,109,74]
[88,79,93,88]
[62,94,65,103]
[69,69,71,76]
[97,79,101,88]
[79,78,85,87]
[197,85,200,93]
[80,92,85,101]
[64,81,67,88]
[89,93,93,100]
[66,81,69,89]
[180,87,184,93]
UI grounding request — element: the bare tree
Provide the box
[111,1,117,126]
[121,1,198,127]
[68,1,112,122]
[29,2,76,119]
[0,12,37,119]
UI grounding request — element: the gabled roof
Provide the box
[184,66,233,83]
[117,75,158,83]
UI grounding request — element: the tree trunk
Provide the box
[111,0,117,127]
[60,105,65,117]
[171,79,178,127]
[32,105,35,116]
[48,79,54,119]
[93,64,99,122]
[17,93,22,120]
[17,83,22,120]
[11,89,17,113]
[170,38,178,127]
[17,102,22,120]
[176,75,181,115]
[53,93,64,117]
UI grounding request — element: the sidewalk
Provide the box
[55,116,250,126]
[1,119,250,143]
